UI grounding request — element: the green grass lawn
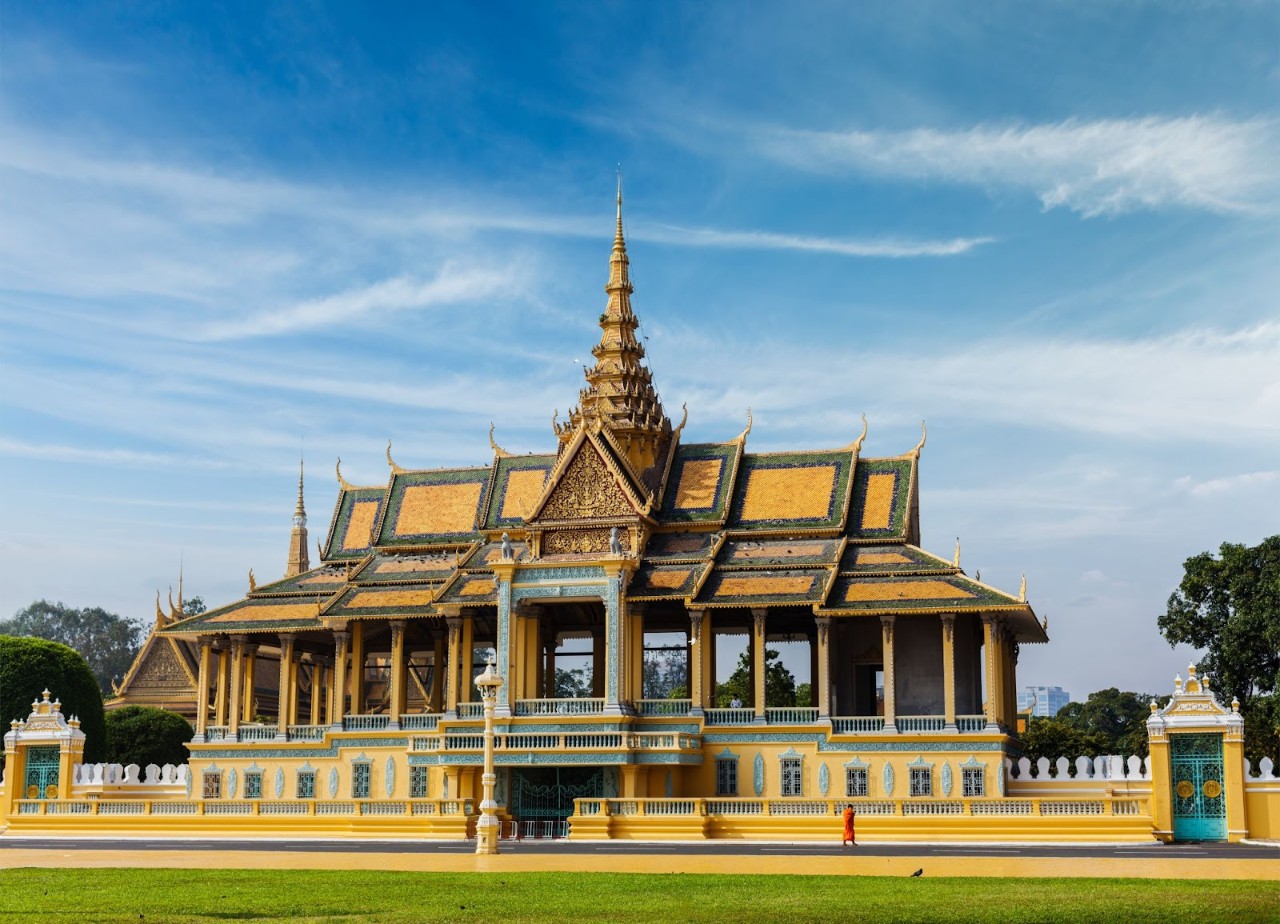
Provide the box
[1,869,1276,923]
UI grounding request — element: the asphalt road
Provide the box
[2,836,1275,860]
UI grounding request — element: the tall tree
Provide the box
[0,601,143,695]
[1159,536,1280,763]
[183,597,207,617]
[1055,688,1168,758]
[716,648,796,708]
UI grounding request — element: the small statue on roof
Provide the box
[609,527,623,556]
[501,532,513,560]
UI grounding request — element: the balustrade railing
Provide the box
[703,708,755,726]
[956,715,987,733]
[765,707,820,724]
[514,698,606,716]
[237,724,277,741]
[342,714,391,731]
[416,731,701,752]
[204,726,231,741]
[635,699,692,717]
[456,703,484,719]
[398,713,441,731]
[895,715,946,732]
[286,724,327,742]
[570,795,1150,820]
[11,798,475,818]
[831,717,885,734]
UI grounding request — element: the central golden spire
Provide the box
[557,174,670,475]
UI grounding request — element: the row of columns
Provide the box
[192,607,1018,736]
[685,608,1014,731]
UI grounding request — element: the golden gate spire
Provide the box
[556,173,670,476]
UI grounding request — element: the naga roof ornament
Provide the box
[386,440,406,474]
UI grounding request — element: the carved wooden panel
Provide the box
[538,442,634,521]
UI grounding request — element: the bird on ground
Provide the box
[910,869,924,877]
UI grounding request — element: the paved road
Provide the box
[2,836,1275,860]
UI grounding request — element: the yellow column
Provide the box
[241,644,257,723]
[348,622,365,716]
[330,630,350,727]
[1225,715,1249,842]
[195,639,212,738]
[981,615,999,731]
[751,608,767,723]
[941,614,957,731]
[288,649,302,725]
[688,609,706,715]
[214,644,229,726]
[815,617,832,720]
[309,659,326,726]
[1004,631,1018,728]
[880,615,897,733]
[431,632,445,713]
[228,637,245,736]
[276,634,296,738]
[460,614,475,704]
[446,616,463,715]
[629,606,645,704]
[388,621,406,729]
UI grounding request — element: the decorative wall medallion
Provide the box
[385,757,396,797]
[882,763,894,796]
[328,766,339,798]
[940,762,953,797]
[818,762,830,797]
[274,767,285,798]
[227,768,238,799]
[753,752,765,796]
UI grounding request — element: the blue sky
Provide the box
[1,1,1277,698]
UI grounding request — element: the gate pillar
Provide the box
[2,690,87,820]
[1147,665,1247,843]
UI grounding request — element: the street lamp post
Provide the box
[474,656,504,856]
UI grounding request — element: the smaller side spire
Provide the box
[286,455,310,577]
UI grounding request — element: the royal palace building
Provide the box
[8,189,1269,843]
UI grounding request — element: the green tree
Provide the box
[716,648,796,707]
[1018,717,1112,769]
[0,601,143,694]
[1056,688,1167,758]
[1159,536,1280,763]
[795,682,813,708]
[183,597,207,617]
[105,706,194,767]
[0,635,107,763]
[554,667,592,698]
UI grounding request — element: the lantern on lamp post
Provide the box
[474,655,504,856]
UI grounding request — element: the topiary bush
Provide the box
[105,706,194,768]
[0,635,107,762]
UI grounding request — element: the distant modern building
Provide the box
[1019,685,1070,717]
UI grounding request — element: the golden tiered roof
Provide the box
[163,191,1045,645]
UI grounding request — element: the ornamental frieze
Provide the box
[538,443,635,521]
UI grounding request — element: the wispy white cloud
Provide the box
[0,438,224,469]
[1176,470,1280,497]
[640,224,993,257]
[755,116,1280,216]
[195,264,516,340]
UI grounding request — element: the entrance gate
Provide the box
[510,768,603,838]
[24,746,60,800]
[1170,733,1226,841]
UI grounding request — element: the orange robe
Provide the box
[842,807,855,843]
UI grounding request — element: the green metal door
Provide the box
[1170,733,1226,842]
[511,767,603,838]
[23,746,60,800]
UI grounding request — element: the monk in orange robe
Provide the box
[842,804,856,846]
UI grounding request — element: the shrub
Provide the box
[105,706,194,768]
[0,635,106,762]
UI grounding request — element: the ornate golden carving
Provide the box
[539,443,634,521]
[542,527,627,556]
[131,642,192,690]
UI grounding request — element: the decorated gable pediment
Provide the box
[530,432,647,524]
[130,639,196,691]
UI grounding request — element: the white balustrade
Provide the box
[704,708,755,726]
[765,707,819,724]
[896,715,946,732]
[636,699,692,717]
[831,717,885,733]
[398,714,441,731]
[287,725,327,741]
[342,714,391,731]
[514,698,606,716]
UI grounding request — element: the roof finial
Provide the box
[911,420,927,456]
[615,165,624,249]
[489,423,512,458]
[1019,573,1027,602]
[177,552,184,615]
[848,412,868,453]
[386,439,406,474]
[295,457,308,518]
[735,408,753,445]
[336,458,354,491]
[953,537,961,568]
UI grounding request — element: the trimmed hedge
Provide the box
[0,635,106,762]
[105,706,194,767]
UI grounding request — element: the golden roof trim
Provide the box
[386,440,407,475]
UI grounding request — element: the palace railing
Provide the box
[572,795,1150,819]
[411,731,702,753]
[703,708,755,726]
[14,798,475,817]
[765,707,820,724]
[635,699,692,717]
[398,713,441,731]
[286,725,327,741]
[342,714,391,731]
[896,715,945,733]
[514,698,607,716]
